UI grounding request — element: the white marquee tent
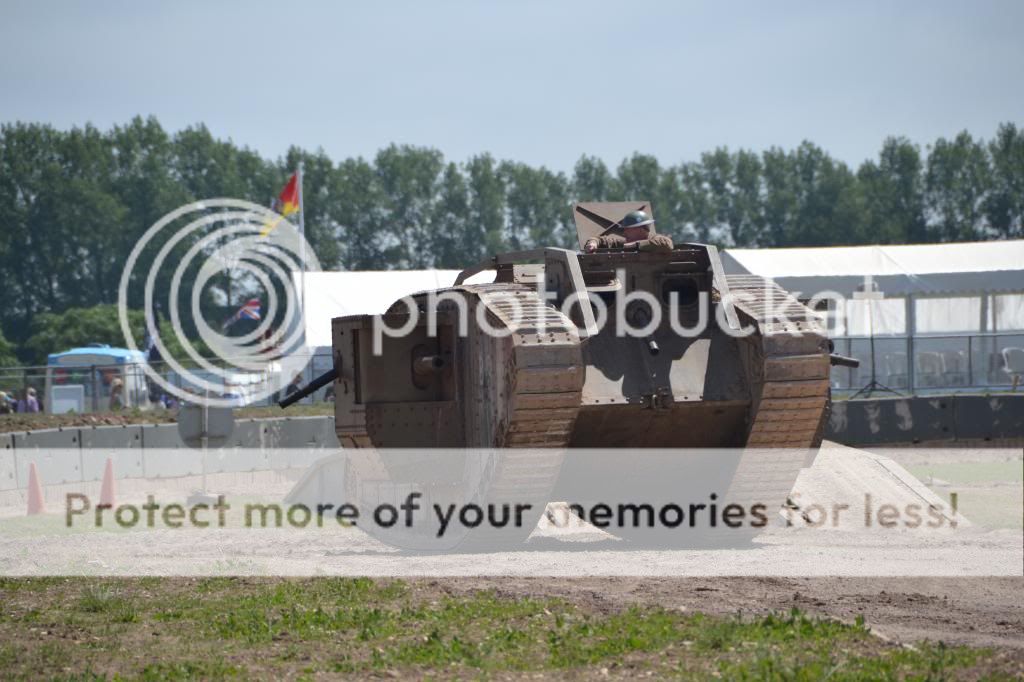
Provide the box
[723,241,1024,391]
[721,240,1024,336]
[292,241,1024,392]
[296,270,464,349]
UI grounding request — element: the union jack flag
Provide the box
[238,298,261,321]
[223,298,262,329]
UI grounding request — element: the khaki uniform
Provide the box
[588,233,674,252]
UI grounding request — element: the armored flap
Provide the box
[572,201,653,249]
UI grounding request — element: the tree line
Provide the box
[0,116,1021,365]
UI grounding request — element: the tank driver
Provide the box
[583,210,674,253]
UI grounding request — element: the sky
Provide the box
[1,0,1022,173]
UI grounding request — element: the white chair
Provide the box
[915,351,944,388]
[1002,347,1024,390]
[940,350,968,386]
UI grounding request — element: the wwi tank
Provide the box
[285,202,851,549]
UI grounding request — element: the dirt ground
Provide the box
[439,576,1024,651]
[0,410,176,432]
[3,576,1022,679]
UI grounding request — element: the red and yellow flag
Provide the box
[261,173,300,237]
[275,173,299,217]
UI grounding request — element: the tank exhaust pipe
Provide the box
[646,339,660,356]
[278,368,338,409]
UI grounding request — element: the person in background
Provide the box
[285,373,303,396]
[109,378,125,411]
[16,387,40,413]
[0,391,11,415]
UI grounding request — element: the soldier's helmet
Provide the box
[620,210,655,231]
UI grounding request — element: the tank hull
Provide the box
[296,244,833,549]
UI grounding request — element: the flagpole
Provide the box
[297,161,306,321]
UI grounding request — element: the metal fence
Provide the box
[832,332,1024,394]
[0,351,335,414]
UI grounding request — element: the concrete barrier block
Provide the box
[206,444,268,474]
[323,417,339,449]
[13,447,82,487]
[142,447,204,479]
[259,418,286,450]
[206,420,269,474]
[230,420,262,449]
[80,425,145,481]
[141,423,185,449]
[954,395,1024,440]
[11,429,82,487]
[910,397,956,442]
[826,397,955,445]
[275,417,327,448]
[81,448,145,482]
[0,450,16,491]
[12,428,81,451]
[80,425,143,450]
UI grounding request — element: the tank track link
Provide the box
[339,284,583,550]
[723,274,831,518]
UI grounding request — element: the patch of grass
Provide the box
[76,585,138,623]
[0,576,69,591]
[138,660,245,681]
[0,578,1015,679]
[237,404,333,419]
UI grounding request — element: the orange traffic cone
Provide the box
[26,462,45,515]
[99,457,116,508]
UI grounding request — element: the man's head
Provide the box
[619,210,655,243]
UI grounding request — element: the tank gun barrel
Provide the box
[278,368,338,409]
[413,354,446,377]
[829,353,860,368]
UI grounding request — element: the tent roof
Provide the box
[294,240,1024,349]
[48,346,146,365]
[296,269,491,348]
[721,240,1024,297]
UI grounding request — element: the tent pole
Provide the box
[906,295,915,393]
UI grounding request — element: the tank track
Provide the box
[722,274,831,515]
[448,283,583,548]
[339,284,583,550]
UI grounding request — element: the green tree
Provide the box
[21,304,209,366]
[374,145,444,268]
[429,162,471,267]
[571,155,614,201]
[856,137,926,244]
[788,142,860,246]
[925,131,992,241]
[673,161,715,243]
[500,162,571,250]
[760,146,797,247]
[333,156,386,269]
[22,304,145,365]
[0,327,17,367]
[465,154,506,258]
[984,122,1024,238]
